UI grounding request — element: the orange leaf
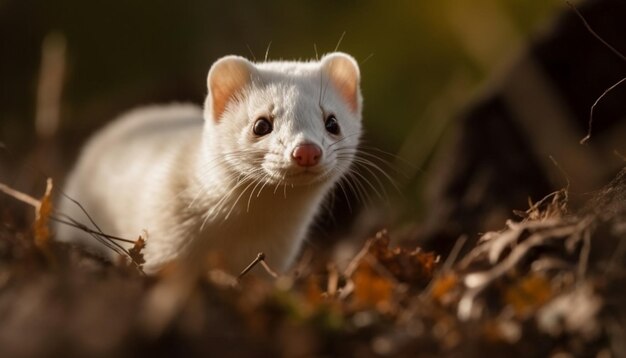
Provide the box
[34,178,53,250]
[305,277,324,306]
[352,261,393,311]
[365,230,438,287]
[504,274,552,318]
[431,273,458,303]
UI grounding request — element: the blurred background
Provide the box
[1,0,625,250]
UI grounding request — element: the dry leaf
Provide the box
[0,178,54,260]
[34,178,53,250]
[305,277,324,306]
[483,319,521,344]
[346,230,438,312]
[366,230,437,287]
[128,234,146,267]
[431,273,458,304]
[504,274,552,318]
[352,260,393,311]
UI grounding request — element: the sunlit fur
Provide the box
[56,52,363,274]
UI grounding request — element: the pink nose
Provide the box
[292,143,322,167]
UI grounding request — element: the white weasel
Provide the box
[56,52,363,274]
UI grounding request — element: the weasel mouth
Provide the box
[264,167,333,185]
[286,168,321,177]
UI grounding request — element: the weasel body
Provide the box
[56,53,363,274]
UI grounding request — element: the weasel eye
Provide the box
[324,114,340,135]
[253,117,273,136]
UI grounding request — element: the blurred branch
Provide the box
[35,33,67,140]
[0,181,41,208]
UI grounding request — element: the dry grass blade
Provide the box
[0,178,54,252]
[566,1,626,144]
[566,1,626,62]
[0,178,55,261]
[581,76,626,144]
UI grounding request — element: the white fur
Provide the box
[56,52,362,274]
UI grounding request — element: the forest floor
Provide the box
[0,168,625,357]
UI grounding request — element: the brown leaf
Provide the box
[128,235,146,267]
[305,277,324,306]
[34,178,53,250]
[365,230,438,287]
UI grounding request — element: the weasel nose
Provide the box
[292,143,322,167]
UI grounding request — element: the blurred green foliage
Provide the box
[0,0,565,206]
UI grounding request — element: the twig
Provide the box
[260,259,278,278]
[421,236,466,299]
[51,212,131,254]
[465,218,592,288]
[344,239,373,277]
[50,214,145,272]
[49,215,134,244]
[566,1,626,144]
[0,182,41,208]
[577,228,592,279]
[458,217,594,320]
[238,252,277,279]
[35,32,66,139]
[239,252,265,279]
[442,235,467,272]
[1,179,144,271]
[566,1,626,62]
[580,76,626,144]
[58,190,107,236]
[54,190,146,271]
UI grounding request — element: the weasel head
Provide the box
[203,52,363,187]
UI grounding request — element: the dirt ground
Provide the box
[0,167,624,357]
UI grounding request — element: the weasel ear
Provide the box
[321,52,361,113]
[207,56,253,121]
